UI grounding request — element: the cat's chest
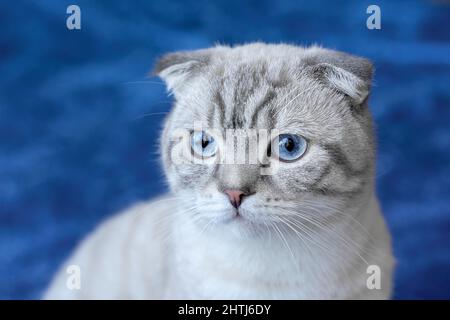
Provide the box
[165,222,359,299]
[164,245,327,299]
[165,267,307,299]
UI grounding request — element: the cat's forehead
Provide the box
[211,61,289,129]
[160,44,373,134]
[178,62,342,133]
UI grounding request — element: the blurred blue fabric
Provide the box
[1,0,449,299]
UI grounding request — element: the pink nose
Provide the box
[224,190,246,208]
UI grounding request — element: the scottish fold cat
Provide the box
[45,43,394,299]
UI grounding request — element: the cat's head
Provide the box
[155,43,376,239]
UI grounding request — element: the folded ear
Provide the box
[152,49,210,95]
[306,51,373,105]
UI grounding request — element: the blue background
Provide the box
[1,0,449,299]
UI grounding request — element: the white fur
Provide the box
[44,192,393,299]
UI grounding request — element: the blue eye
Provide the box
[275,134,307,162]
[191,131,217,158]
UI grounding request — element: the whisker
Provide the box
[271,216,299,271]
[133,111,169,121]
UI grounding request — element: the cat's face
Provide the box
[156,43,375,239]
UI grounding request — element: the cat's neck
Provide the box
[170,192,379,278]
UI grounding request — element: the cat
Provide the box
[44,43,394,299]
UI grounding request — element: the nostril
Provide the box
[224,190,246,208]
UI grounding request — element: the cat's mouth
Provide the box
[224,208,244,222]
[210,206,247,225]
[223,208,262,226]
